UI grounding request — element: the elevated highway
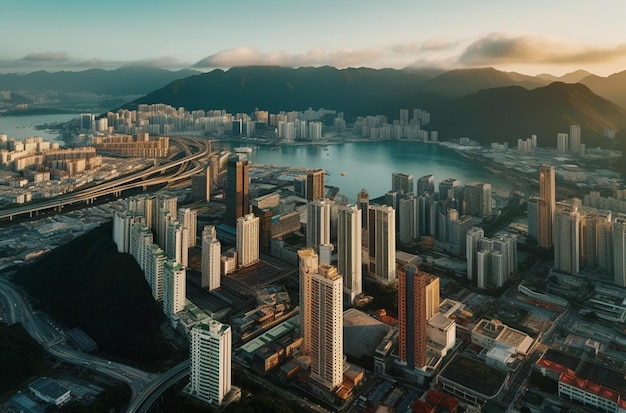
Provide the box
[0,137,212,222]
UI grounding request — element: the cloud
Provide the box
[21,52,68,62]
[460,33,626,65]
[392,39,458,54]
[193,46,385,69]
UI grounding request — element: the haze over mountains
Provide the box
[124,65,626,146]
[3,65,626,147]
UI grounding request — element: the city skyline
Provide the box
[2,0,626,76]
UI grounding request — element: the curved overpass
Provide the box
[0,137,212,222]
[126,360,190,413]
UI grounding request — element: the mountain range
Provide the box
[125,65,626,146]
[0,67,200,96]
[3,64,626,147]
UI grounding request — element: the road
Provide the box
[0,277,157,400]
[0,137,212,222]
[126,360,190,413]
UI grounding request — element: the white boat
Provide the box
[341,171,348,176]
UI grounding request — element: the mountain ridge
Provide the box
[125,66,626,147]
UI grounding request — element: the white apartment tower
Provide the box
[165,219,188,268]
[298,248,344,391]
[337,204,362,305]
[201,225,221,291]
[368,205,396,283]
[189,320,232,406]
[236,213,259,268]
[156,195,177,247]
[146,244,166,301]
[178,207,198,248]
[306,199,331,251]
[163,260,186,317]
[130,223,153,271]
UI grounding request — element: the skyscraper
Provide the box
[613,218,626,287]
[163,260,186,317]
[146,244,166,301]
[201,225,221,291]
[392,172,414,195]
[357,189,370,230]
[399,195,418,243]
[466,227,484,280]
[306,169,325,201]
[236,213,260,268]
[439,178,460,203]
[538,166,556,248]
[306,199,331,251]
[225,154,249,227]
[569,124,581,154]
[337,204,362,305]
[463,182,492,219]
[398,262,440,370]
[417,175,435,196]
[189,319,232,406]
[156,195,177,248]
[178,207,197,248]
[553,205,581,274]
[368,205,396,283]
[298,249,344,391]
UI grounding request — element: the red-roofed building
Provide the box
[411,399,435,413]
[559,373,626,413]
[535,358,576,380]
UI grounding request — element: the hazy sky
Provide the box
[3,0,626,76]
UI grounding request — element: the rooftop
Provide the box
[29,377,70,400]
[438,355,508,398]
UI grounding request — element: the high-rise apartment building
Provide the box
[463,182,492,219]
[163,260,186,317]
[306,169,325,201]
[189,319,232,406]
[466,227,484,280]
[298,249,343,391]
[557,133,569,152]
[554,205,581,274]
[306,199,331,251]
[417,175,435,196]
[156,195,178,248]
[368,205,396,283]
[398,262,440,370]
[569,124,581,154]
[225,154,249,227]
[166,219,188,268]
[337,204,362,305]
[236,213,259,268]
[581,210,612,271]
[191,167,211,202]
[357,189,370,230]
[201,225,221,291]
[178,207,197,248]
[392,172,414,195]
[130,223,153,271]
[399,196,418,243]
[146,244,166,301]
[613,218,626,287]
[439,178,460,203]
[538,166,556,248]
